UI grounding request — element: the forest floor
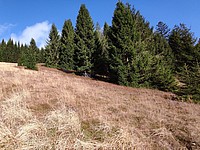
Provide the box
[0,62,200,149]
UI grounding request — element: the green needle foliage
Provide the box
[1,1,200,101]
[45,24,60,68]
[59,19,75,70]
[27,38,38,70]
[74,4,95,73]
[18,39,38,70]
[92,23,109,76]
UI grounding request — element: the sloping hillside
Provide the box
[0,62,200,149]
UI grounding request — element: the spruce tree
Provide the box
[181,63,200,101]
[38,47,45,63]
[4,39,14,62]
[155,21,170,39]
[150,32,176,91]
[103,22,110,37]
[169,24,200,98]
[45,24,60,68]
[18,39,38,70]
[153,33,174,69]
[18,44,26,66]
[59,19,75,70]
[109,2,176,90]
[109,2,135,85]
[74,4,95,73]
[169,24,196,72]
[0,40,6,62]
[27,38,38,70]
[93,23,109,76]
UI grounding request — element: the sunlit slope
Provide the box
[0,62,200,149]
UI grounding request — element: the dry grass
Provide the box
[0,62,200,149]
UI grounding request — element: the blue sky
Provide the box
[0,0,200,48]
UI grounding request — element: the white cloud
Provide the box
[11,21,51,48]
[0,23,15,35]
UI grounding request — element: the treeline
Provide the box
[0,1,200,101]
[0,38,45,70]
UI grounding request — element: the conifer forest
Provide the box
[0,2,200,101]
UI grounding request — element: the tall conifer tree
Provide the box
[169,24,196,72]
[59,19,75,70]
[0,40,6,62]
[93,23,109,76]
[74,4,95,72]
[109,2,135,85]
[27,38,38,70]
[169,24,199,98]
[18,39,38,70]
[45,24,60,68]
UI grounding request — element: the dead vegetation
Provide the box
[0,62,200,149]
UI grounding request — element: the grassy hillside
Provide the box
[0,62,200,149]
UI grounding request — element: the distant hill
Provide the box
[0,62,200,149]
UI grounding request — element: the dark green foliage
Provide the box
[45,24,60,68]
[5,39,16,62]
[103,22,110,37]
[109,53,128,85]
[0,40,6,62]
[107,1,177,91]
[18,39,38,70]
[179,64,200,101]
[153,33,174,65]
[0,39,20,63]
[169,24,196,72]
[150,33,176,91]
[27,38,38,70]
[74,4,95,72]
[59,19,75,70]
[92,23,109,76]
[3,39,13,62]
[150,59,177,91]
[155,21,170,39]
[169,24,200,100]
[38,48,45,63]
[17,44,27,66]
[1,1,199,101]
[108,2,135,85]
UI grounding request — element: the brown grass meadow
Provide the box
[0,62,200,149]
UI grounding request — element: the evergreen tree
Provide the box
[108,1,176,90]
[150,58,177,91]
[0,39,6,62]
[103,22,110,37]
[169,24,200,99]
[169,23,196,72]
[27,38,38,70]
[74,4,95,72]
[59,19,75,70]
[4,39,14,62]
[180,63,200,101]
[38,47,45,63]
[133,10,153,42]
[18,44,27,66]
[109,2,135,85]
[155,21,170,39]
[153,32,174,69]
[93,23,109,76]
[151,32,176,91]
[18,39,38,70]
[45,24,60,68]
